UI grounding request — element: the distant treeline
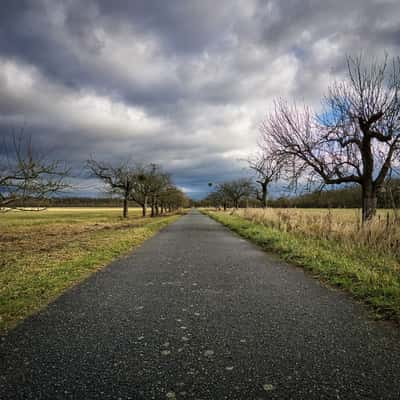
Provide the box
[269,187,362,208]
[270,179,400,209]
[9,197,136,208]
[196,179,400,209]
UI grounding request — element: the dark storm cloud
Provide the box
[0,0,399,198]
[93,0,241,53]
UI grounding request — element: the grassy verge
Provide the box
[204,210,400,321]
[0,208,181,333]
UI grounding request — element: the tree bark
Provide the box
[362,184,377,223]
[123,197,128,218]
[261,183,268,208]
[256,180,269,208]
[140,195,148,217]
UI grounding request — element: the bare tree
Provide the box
[248,150,282,208]
[218,178,253,209]
[262,55,400,222]
[86,157,135,218]
[159,185,189,213]
[146,164,171,217]
[88,160,181,218]
[127,163,169,217]
[205,189,228,210]
[1,136,70,211]
[128,163,152,217]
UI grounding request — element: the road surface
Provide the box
[1,209,400,399]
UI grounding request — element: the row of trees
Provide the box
[0,138,188,217]
[204,178,254,210]
[87,158,188,218]
[3,55,399,222]
[205,55,400,223]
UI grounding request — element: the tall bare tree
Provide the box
[86,158,135,218]
[1,136,70,210]
[262,55,400,222]
[248,150,282,208]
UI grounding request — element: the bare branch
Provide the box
[1,134,70,210]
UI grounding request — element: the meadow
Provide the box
[205,208,400,321]
[0,207,181,332]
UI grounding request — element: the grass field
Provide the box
[204,208,400,321]
[0,207,181,333]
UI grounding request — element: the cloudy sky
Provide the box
[1,0,399,198]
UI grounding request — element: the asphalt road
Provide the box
[1,209,400,399]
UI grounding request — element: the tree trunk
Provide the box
[362,184,377,223]
[143,195,148,217]
[151,197,155,217]
[256,180,269,208]
[123,197,128,218]
[262,184,268,208]
[223,201,227,211]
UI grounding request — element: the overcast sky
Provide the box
[1,0,399,198]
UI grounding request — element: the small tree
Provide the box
[218,178,253,209]
[86,158,135,218]
[205,190,227,210]
[159,185,189,213]
[248,150,282,208]
[129,164,152,217]
[1,136,70,210]
[128,163,170,217]
[262,55,400,222]
[147,164,171,217]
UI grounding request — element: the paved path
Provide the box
[1,210,400,399]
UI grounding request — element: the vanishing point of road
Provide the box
[1,210,400,399]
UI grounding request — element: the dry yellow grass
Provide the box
[205,208,400,319]
[231,208,400,261]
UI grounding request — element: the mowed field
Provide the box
[0,207,181,333]
[205,208,400,321]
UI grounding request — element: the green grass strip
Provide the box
[205,211,400,321]
[0,215,179,333]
